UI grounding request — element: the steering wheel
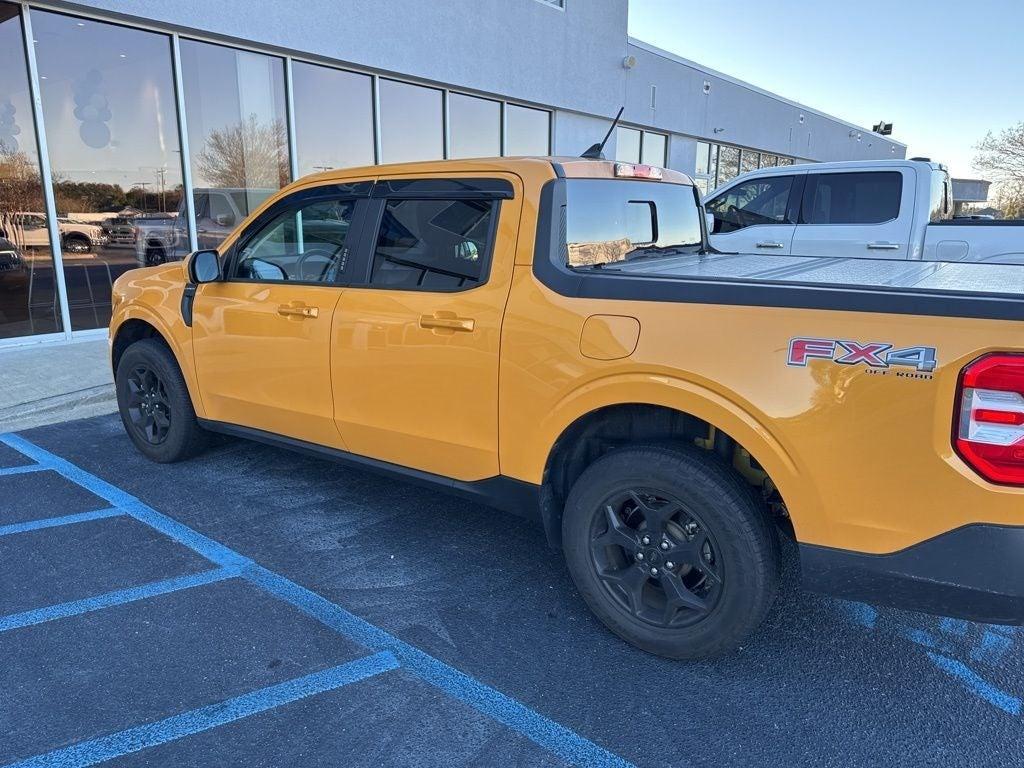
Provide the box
[294,246,341,282]
[726,204,750,228]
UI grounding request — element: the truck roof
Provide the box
[732,158,946,178]
[296,156,695,187]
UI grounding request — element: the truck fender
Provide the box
[532,372,816,539]
[112,301,207,420]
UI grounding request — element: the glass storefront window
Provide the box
[740,150,759,175]
[695,142,710,176]
[0,3,61,338]
[505,104,549,156]
[718,145,740,185]
[642,132,667,167]
[760,154,778,168]
[32,9,185,331]
[615,127,641,163]
[180,40,289,250]
[448,93,501,159]
[292,62,373,177]
[378,79,443,164]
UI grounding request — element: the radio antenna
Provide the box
[581,107,625,160]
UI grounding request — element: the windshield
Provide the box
[564,179,703,267]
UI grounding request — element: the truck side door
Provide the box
[191,184,369,448]
[330,175,521,481]
[790,169,914,258]
[706,173,802,255]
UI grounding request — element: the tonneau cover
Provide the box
[609,252,1024,296]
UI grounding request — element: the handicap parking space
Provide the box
[0,515,210,616]
[3,579,367,762]
[0,469,111,526]
[0,441,36,470]
[112,671,567,768]
[1,414,1022,767]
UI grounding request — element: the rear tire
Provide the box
[115,338,209,463]
[562,444,780,659]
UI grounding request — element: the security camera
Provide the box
[622,55,637,69]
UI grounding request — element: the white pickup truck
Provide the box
[704,159,1024,265]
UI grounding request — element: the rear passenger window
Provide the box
[800,172,902,225]
[370,198,496,290]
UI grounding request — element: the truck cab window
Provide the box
[369,198,496,290]
[707,176,794,233]
[800,171,902,225]
[233,199,355,283]
[564,179,702,267]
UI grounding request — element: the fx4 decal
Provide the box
[787,337,938,373]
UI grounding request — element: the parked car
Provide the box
[0,236,22,271]
[704,159,1024,264]
[0,212,108,254]
[134,188,273,266]
[103,216,139,246]
[110,156,1024,660]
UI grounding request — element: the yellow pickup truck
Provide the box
[109,156,1024,659]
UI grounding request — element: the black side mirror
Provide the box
[188,249,221,283]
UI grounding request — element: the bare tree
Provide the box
[974,123,1024,219]
[0,148,46,246]
[195,115,289,191]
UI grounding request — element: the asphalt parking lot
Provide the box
[2,414,1022,767]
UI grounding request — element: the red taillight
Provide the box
[955,353,1024,485]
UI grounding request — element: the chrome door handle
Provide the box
[419,314,475,332]
[867,242,900,250]
[755,242,784,249]
[277,304,319,318]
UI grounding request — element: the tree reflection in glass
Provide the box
[31,9,186,330]
[0,2,61,338]
[180,41,290,250]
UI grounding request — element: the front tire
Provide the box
[115,338,209,463]
[562,445,780,659]
[63,235,91,254]
[144,243,166,266]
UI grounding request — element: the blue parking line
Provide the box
[0,434,250,569]
[0,433,634,768]
[0,566,240,634]
[0,463,46,477]
[4,651,400,768]
[245,565,635,768]
[0,507,123,537]
[926,652,1023,715]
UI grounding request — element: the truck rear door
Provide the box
[330,174,522,481]
[790,169,914,258]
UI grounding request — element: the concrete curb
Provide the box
[0,383,117,432]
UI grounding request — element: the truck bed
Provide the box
[611,252,1024,296]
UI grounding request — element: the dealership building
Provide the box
[0,0,906,347]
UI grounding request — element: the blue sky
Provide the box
[628,0,1024,178]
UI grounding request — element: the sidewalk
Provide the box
[0,338,115,432]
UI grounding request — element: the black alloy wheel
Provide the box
[124,364,172,444]
[562,445,780,659]
[590,488,723,628]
